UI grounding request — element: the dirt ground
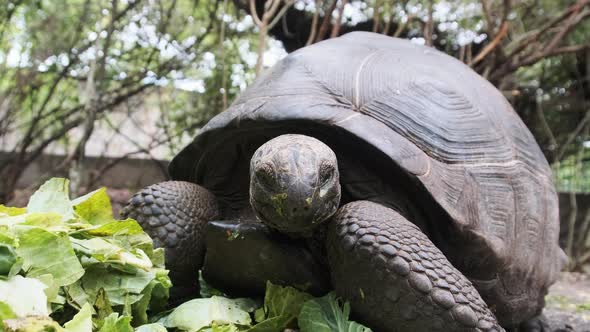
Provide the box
[545,272,590,331]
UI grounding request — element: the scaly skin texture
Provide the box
[327,201,503,332]
[121,181,219,293]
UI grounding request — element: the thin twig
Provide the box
[424,0,434,46]
[315,0,338,42]
[307,0,322,45]
[330,0,346,38]
[470,22,509,66]
[393,14,413,38]
[554,109,590,162]
[372,0,382,32]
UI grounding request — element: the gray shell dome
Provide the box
[169,32,565,326]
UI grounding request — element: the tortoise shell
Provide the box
[169,32,565,325]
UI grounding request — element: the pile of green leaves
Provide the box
[0,178,371,332]
[153,282,371,332]
[0,178,171,331]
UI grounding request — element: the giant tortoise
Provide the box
[122,32,566,331]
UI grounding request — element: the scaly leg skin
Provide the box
[121,181,219,300]
[202,221,331,297]
[326,201,504,332]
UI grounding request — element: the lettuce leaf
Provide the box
[2,316,64,331]
[248,282,312,332]
[15,227,84,287]
[0,276,49,317]
[163,297,254,332]
[135,323,167,332]
[26,178,74,221]
[298,293,371,332]
[0,206,26,217]
[0,244,17,276]
[63,303,93,332]
[0,178,171,330]
[98,313,134,332]
[0,178,373,332]
[72,188,113,225]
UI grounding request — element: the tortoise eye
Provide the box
[255,163,275,188]
[319,163,334,186]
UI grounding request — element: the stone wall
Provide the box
[1,152,169,191]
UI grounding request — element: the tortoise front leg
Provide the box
[326,201,503,332]
[202,221,331,297]
[121,181,219,300]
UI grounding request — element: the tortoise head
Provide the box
[249,134,341,236]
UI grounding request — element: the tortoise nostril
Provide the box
[292,207,298,213]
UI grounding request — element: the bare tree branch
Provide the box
[315,0,338,42]
[393,14,412,38]
[424,0,434,46]
[306,0,322,45]
[470,21,509,66]
[372,0,382,32]
[330,0,346,38]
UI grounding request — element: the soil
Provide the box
[545,272,590,331]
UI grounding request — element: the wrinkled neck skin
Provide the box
[249,134,342,238]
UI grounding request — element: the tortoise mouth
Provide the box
[250,192,340,236]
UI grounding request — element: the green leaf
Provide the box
[135,323,167,332]
[0,206,26,217]
[75,219,144,237]
[71,237,153,270]
[298,293,371,332]
[0,178,172,328]
[22,212,65,231]
[15,227,84,287]
[63,303,92,332]
[1,316,64,331]
[72,188,114,225]
[94,288,114,330]
[148,270,171,314]
[131,281,156,326]
[204,323,241,332]
[64,281,89,310]
[0,215,26,228]
[81,265,155,306]
[0,227,16,246]
[248,282,312,332]
[0,244,17,276]
[253,308,265,324]
[163,296,253,332]
[151,248,165,269]
[0,301,16,320]
[0,276,49,317]
[35,274,60,305]
[98,313,133,332]
[26,178,74,221]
